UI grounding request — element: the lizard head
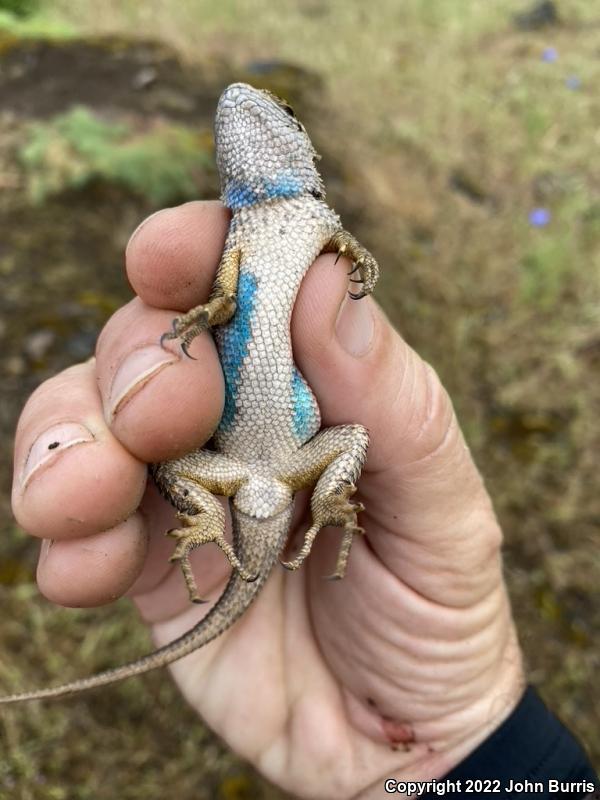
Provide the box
[215,82,325,210]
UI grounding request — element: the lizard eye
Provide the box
[279,101,304,131]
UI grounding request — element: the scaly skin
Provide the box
[0,83,378,702]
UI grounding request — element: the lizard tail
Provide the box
[0,506,292,704]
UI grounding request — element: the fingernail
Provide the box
[39,538,54,565]
[126,208,170,255]
[107,345,178,420]
[335,295,375,357]
[21,423,95,490]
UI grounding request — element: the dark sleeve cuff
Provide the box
[422,686,598,799]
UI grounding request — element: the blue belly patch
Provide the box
[291,368,319,442]
[218,271,258,431]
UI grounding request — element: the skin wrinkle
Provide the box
[316,520,508,732]
[410,361,454,453]
[373,338,419,456]
[372,670,510,752]
[327,615,510,703]
[359,343,451,478]
[364,491,500,554]
[356,574,506,651]
[360,485,504,607]
[346,688,508,800]
[403,357,439,449]
[355,533,504,619]
[312,540,515,731]
[362,657,521,749]
[371,531,504,607]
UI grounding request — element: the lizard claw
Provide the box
[180,341,197,360]
[160,333,197,360]
[334,244,347,265]
[159,331,174,349]
[191,594,209,605]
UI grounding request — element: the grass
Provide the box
[0,0,598,794]
[20,107,213,205]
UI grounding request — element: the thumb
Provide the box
[293,254,503,607]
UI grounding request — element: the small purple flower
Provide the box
[529,208,551,227]
[541,47,558,63]
[565,75,581,90]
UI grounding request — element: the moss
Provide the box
[20,107,213,205]
[0,8,74,38]
[0,0,37,18]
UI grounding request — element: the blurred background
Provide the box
[0,0,598,796]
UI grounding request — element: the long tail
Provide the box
[0,507,292,704]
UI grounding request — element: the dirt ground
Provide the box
[0,22,597,800]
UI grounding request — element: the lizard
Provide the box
[0,82,379,703]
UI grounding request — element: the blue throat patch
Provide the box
[218,271,258,431]
[224,171,303,209]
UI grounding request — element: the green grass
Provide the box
[20,107,213,205]
[0,0,37,17]
[0,7,73,38]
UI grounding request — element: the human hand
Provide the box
[12,201,524,799]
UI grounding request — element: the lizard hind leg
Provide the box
[166,500,258,604]
[151,451,252,603]
[277,424,369,579]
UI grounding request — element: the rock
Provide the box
[513,0,559,31]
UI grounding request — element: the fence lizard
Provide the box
[0,82,379,702]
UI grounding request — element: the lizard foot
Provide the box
[167,513,258,602]
[159,247,241,358]
[281,483,364,577]
[159,293,235,359]
[324,230,379,300]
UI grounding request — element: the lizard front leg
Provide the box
[151,450,252,603]
[323,230,379,300]
[277,424,369,579]
[160,246,241,357]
